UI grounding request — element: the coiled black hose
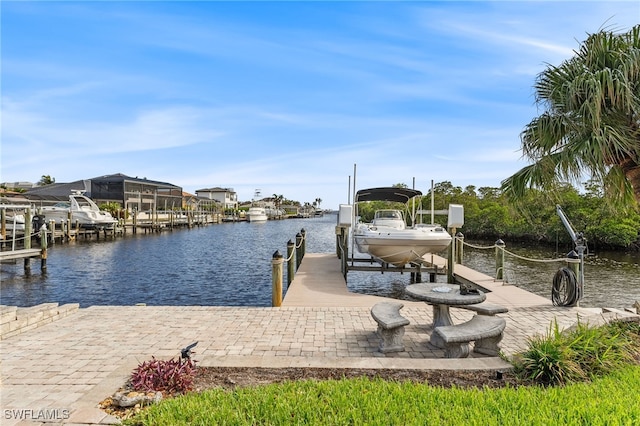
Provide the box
[552,267,579,306]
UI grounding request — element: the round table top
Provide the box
[405,283,485,306]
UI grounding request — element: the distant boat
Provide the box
[353,187,452,267]
[40,191,118,229]
[247,189,268,223]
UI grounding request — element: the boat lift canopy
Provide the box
[355,187,422,203]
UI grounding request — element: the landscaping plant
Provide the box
[514,319,640,386]
[129,356,197,395]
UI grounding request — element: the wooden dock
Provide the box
[283,253,552,309]
[0,248,42,262]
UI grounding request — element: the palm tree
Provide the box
[501,25,640,207]
[38,175,56,186]
[272,194,284,209]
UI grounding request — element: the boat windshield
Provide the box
[75,198,95,210]
[375,210,402,219]
[52,202,71,208]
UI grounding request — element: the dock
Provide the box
[1,252,630,426]
[282,253,551,309]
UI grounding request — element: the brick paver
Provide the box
[2,253,623,425]
[0,304,595,425]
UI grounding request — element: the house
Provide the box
[23,173,183,212]
[195,187,238,210]
[1,181,36,191]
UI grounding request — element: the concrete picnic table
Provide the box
[405,283,485,328]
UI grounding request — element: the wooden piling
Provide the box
[24,208,32,274]
[40,227,47,272]
[295,232,303,271]
[1,208,5,241]
[271,250,284,307]
[447,227,456,283]
[455,232,464,264]
[287,240,295,287]
[495,239,505,280]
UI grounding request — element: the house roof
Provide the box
[23,180,91,201]
[195,187,235,193]
[90,173,180,189]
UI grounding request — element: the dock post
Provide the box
[447,227,456,283]
[495,239,505,280]
[566,250,581,303]
[133,210,138,234]
[24,208,32,275]
[295,232,303,270]
[1,208,5,241]
[455,232,464,264]
[49,220,56,245]
[40,226,47,272]
[272,250,284,307]
[287,240,295,287]
[300,228,306,260]
[412,263,422,283]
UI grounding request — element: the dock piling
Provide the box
[495,239,505,280]
[272,250,284,307]
[287,240,295,287]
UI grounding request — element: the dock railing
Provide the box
[272,228,306,307]
[456,235,583,307]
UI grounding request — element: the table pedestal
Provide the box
[430,304,452,348]
[432,304,453,327]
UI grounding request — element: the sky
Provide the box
[2,1,639,209]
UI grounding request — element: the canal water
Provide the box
[1,214,638,309]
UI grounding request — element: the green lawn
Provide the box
[125,365,640,426]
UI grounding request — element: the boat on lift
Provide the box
[353,187,452,267]
[39,191,118,229]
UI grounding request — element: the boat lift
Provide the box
[553,205,586,307]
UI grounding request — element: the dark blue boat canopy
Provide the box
[355,187,422,203]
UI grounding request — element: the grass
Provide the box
[125,366,640,425]
[125,321,640,426]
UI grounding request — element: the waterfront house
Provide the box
[22,173,183,213]
[195,187,238,210]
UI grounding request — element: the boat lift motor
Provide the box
[553,205,586,306]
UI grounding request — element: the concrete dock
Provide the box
[0,253,617,425]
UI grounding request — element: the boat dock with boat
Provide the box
[2,221,638,424]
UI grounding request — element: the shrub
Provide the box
[514,319,640,386]
[129,357,197,394]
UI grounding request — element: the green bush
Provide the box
[514,320,640,386]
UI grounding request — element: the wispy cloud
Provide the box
[2,1,638,206]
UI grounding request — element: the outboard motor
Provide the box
[32,214,46,231]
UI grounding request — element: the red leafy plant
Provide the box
[129,357,197,395]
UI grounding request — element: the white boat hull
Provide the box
[247,207,268,222]
[40,193,118,229]
[354,225,451,267]
[41,208,118,229]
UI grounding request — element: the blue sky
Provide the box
[2,1,638,208]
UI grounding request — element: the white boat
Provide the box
[353,187,452,267]
[0,210,27,232]
[247,190,268,222]
[40,191,118,229]
[5,213,26,231]
[247,205,268,222]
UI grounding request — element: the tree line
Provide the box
[357,181,639,251]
